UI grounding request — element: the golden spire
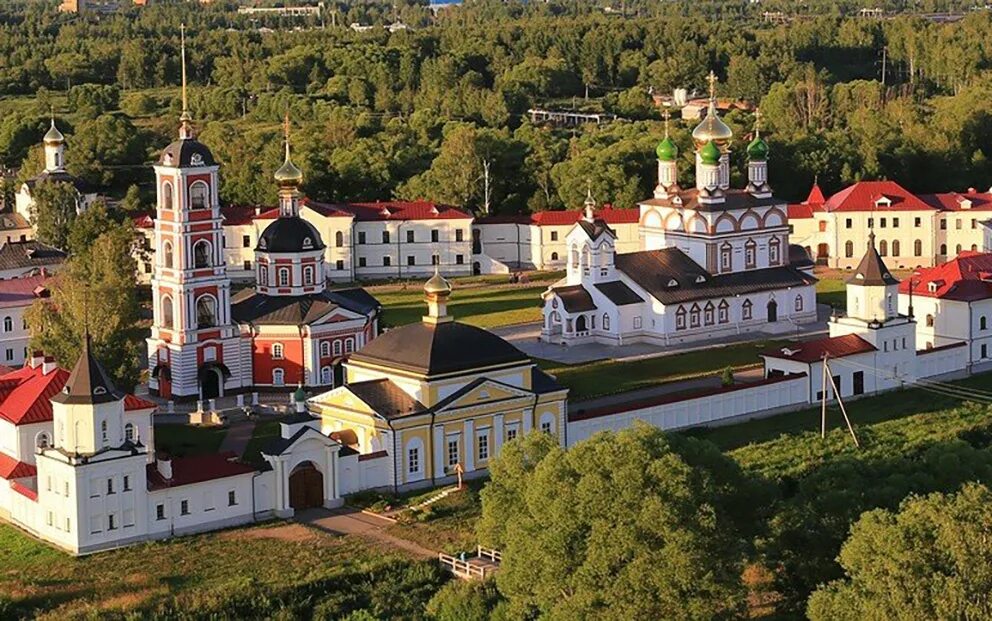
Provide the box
[274,111,303,187]
[179,24,193,138]
[692,70,733,150]
[754,107,762,138]
[707,70,717,102]
[663,105,670,138]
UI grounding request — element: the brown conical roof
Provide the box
[847,232,899,286]
[51,335,121,405]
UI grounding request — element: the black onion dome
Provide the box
[158,138,216,168]
[257,216,325,253]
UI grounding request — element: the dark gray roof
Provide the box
[615,248,816,305]
[25,170,94,194]
[51,336,122,405]
[158,138,215,168]
[577,218,615,240]
[847,234,898,286]
[640,189,782,213]
[0,240,66,272]
[262,425,330,456]
[231,287,380,325]
[257,216,325,253]
[553,285,597,312]
[532,367,566,394]
[350,320,529,376]
[789,244,815,269]
[347,378,426,419]
[594,281,644,305]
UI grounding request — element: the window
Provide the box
[892,240,900,257]
[675,306,686,330]
[633,316,642,329]
[358,232,366,245]
[243,260,251,271]
[383,256,392,267]
[845,240,854,258]
[431,229,439,243]
[382,231,390,244]
[819,220,828,232]
[408,447,420,474]
[769,237,781,264]
[868,218,874,229]
[551,252,559,261]
[320,366,332,384]
[956,244,963,255]
[689,304,701,328]
[914,217,922,227]
[336,260,344,271]
[455,254,464,265]
[196,296,218,329]
[156,504,165,520]
[940,244,947,255]
[333,340,342,356]
[506,427,518,442]
[228,490,237,506]
[956,219,963,230]
[406,230,414,243]
[983,344,989,359]
[101,420,109,445]
[193,240,211,268]
[456,229,464,242]
[940,220,947,230]
[272,369,284,386]
[358,257,367,268]
[123,475,131,491]
[36,432,50,449]
[107,477,114,494]
[550,231,559,241]
[703,302,714,325]
[272,343,284,359]
[407,255,415,266]
[241,234,251,248]
[180,500,189,515]
[5,349,12,362]
[446,438,459,467]
[477,432,489,461]
[880,217,887,228]
[124,423,135,442]
[718,300,729,323]
[259,265,268,284]
[162,241,174,268]
[431,254,439,266]
[190,182,209,209]
[303,265,315,286]
[926,314,935,327]
[742,299,753,320]
[2,317,10,333]
[720,243,732,271]
[345,338,354,353]
[541,420,552,434]
[914,239,923,256]
[278,268,290,287]
[320,341,331,357]
[795,295,804,312]
[335,231,344,247]
[982,316,988,331]
[162,182,174,209]
[879,240,887,256]
[603,314,610,331]
[845,218,853,229]
[160,295,174,329]
[744,239,756,269]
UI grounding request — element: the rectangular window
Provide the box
[408,447,420,474]
[64,481,69,496]
[447,438,459,467]
[358,257,367,268]
[123,475,131,492]
[633,316,642,329]
[46,511,53,526]
[972,218,978,229]
[506,427,518,442]
[156,504,165,520]
[407,255,415,266]
[880,217,887,228]
[108,514,116,530]
[983,344,988,359]
[893,217,899,227]
[455,254,464,265]
[358,232,366,244]
[242,235,250,248]
[940,220,947,230]
[853,371,865,395]
[180,500,190,515]
[832,375,842,397]
[455,229,464,242]
[551,231,559,241]
[956,219,962,230]
[915,217,922,227]
[431,229,439,243]
[243,260,251,271]
[65,517,71,532]
[477,432,489,461]
[867,218,874,229]
[845,218,852,229]
[228,490,237,506]
[5,349,12,362]
[383,256,391,267]
[541,421,552,434]
[336,260,344,271]
[107,478,114,494]
[406,230,415,243]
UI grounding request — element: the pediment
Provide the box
[436,379,533,413]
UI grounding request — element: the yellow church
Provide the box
[307,271,568,491]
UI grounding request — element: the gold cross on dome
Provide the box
[662,105,671,136]
[707,71,717,99]
[754,107,762,136]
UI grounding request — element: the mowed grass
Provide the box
[0,521,419,620]
[384,480,486,554]
[540,339,789,401]
[374,283,549,328]
[153,424,227,457]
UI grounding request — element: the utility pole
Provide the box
[820,356,861,448]
[881,45,888,86]
[481,159,491,216]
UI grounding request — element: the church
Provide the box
[145,43,380,402]
[541,75,818,347]
[14,117,99,223]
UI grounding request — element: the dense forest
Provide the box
[4,0,992,214]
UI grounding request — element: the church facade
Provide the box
[541,77,818,347]
[14,118,99,224]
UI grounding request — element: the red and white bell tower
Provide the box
[146,26,243,401]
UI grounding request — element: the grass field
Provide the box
[153,424,226,457]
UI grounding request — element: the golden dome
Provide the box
[424,268,451,295]
[44,119,64,145]
[691,101,733,150]
[274,157,303,187]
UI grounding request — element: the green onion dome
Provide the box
[656,136,678,162]
[294,384,307,403]
[747,136,769,161]
[699,140,721,166]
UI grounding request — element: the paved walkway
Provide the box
[297,507,437,559]
[570,367,766,412]
[218,421,256,457]
[494,304,832,364]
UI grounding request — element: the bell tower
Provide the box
[146,25,241,401]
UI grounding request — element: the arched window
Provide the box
[973,244,979,252]
[845,240,854,258]
[3,317,11,333]
[603,314,610,331]
[689,304,701,328]
[892,240,900,257]
[333,340,342,356]
[940,244,947,256]
[720,243,733,272]
[718,300,729,323]
[742,299,753,320]
[161,295,174,329]
[744,238,757,268]
[162,182,173,209]
[193,240,211,268]
[926,314,935,327]
[189,181,209,209]
[570,245,579,268]
[259,265,268,285]
[581,247,591,271]
[278,268,290,287]
[124,423,135,443]
[271,343,284,359]
[36,431,50,449]
[163,241,174,268]
[345,338,354,353]
[272,368,284,386]
[303,266,315,286]
[956,244,963,255]
[320,341,331,357]
[551,252,559,261]
[335,231,344,247]
[914,239,923,256]
[879,240,888,256]
[795,295,804,312]
[769,236,782,264]
[675,306,687,330]
[703,302,715,325]
[320,366,333,385]
[195,295,217,329]
[981,316,987,330]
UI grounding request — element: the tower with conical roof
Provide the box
[147,24,241,401]
[845,231,900,323]
[52,335,127,455]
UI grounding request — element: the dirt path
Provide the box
[296,507,438,559]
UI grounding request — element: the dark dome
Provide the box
[159,138,216,168]
[257,216,325,253]
[350,321,529,376]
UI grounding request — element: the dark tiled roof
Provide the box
[231,287,380,325]
[51,336,121,405]
[146,453,256,490]
[576,218,615,240]
[615,248,816,305]
[552,285,597,312]
[347,378,426,419]
[25,170,94,194]
[350,320,529,376]
[594,281,644,305]
[848,235,898,286]
[0,241,66,272]
[532,367,566,394]
[158,138,216,168]
[760,334,876,363]
[640,189,782,213]
[789,244,815,269]
[257,215,325,253]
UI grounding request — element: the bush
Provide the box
[721,366,735,386]
[426,579,502,621]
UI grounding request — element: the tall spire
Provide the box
[179,23,193,140]
[583,180,595,222]
[274,112,304,199]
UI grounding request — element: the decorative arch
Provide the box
[162,181,174,210]
[161,295,175,329]
[162,240,174,268]
[686,214,708,234]
[195,294,218,329]
[714,213,738,234]
[189,180,209,210]
[335,231,344,247]
[663,211,684,231]
[762,208,787,227]
[193,239,212,269]
[739,210,761,231]
[641,209,664,229]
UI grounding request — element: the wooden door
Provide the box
[289,464,323,510]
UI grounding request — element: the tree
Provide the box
[30,180,78,249]
[721,366,735,386]
[478,424,768,620]
[426,579,503,621]
[808,483,992,621]
[120,184,144,213]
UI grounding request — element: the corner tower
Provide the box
[146,25,241,401]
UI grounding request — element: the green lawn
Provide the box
[540,339,789,401]
[374,282,549,328]
[815,276,846,311]
[153,424,227,457]
[243,418,284,468]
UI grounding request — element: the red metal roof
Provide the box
[806,183,826,205]
[899,251,992,301]
[221,205,260,225]
[0,452,36,479]
[146,452,256,490]
[124,394,158,412]
[760,334,877,363]
[787,203,815,219]
[475,207,640,226]
[919,191,992,212]
[0,274,51,309]
[822,181,934,212]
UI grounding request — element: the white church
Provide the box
[14,117,99,223]
[541,77,818,347]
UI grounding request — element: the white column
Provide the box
[463,419,475,472]
[492,414,504,456]
[433,425,445,480]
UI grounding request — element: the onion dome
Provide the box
[424,268,451,295]
[44,119,64,145]
[256,216,325,253]
[293,383,306,403]
[692,104,733,150]
[656,136,678,161]
[699,140,721,166]
[747,135,769,161]
[274,157,303,187]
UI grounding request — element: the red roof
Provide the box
[0,452,36,479]
[822,181,934,212]
[761,334,877,363]
[919,191,992,212]
[787,203,815,219]
[476,207,640,226]
[256,199,472,222]
[0,274,51,309]
[899,251,992,301]
[146,452,256,490]
[124,393,158,412]
[806,183,826,205]
[221,205,260,225]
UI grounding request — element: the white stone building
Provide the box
[14,118,98,224]
[0,274,51,367]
